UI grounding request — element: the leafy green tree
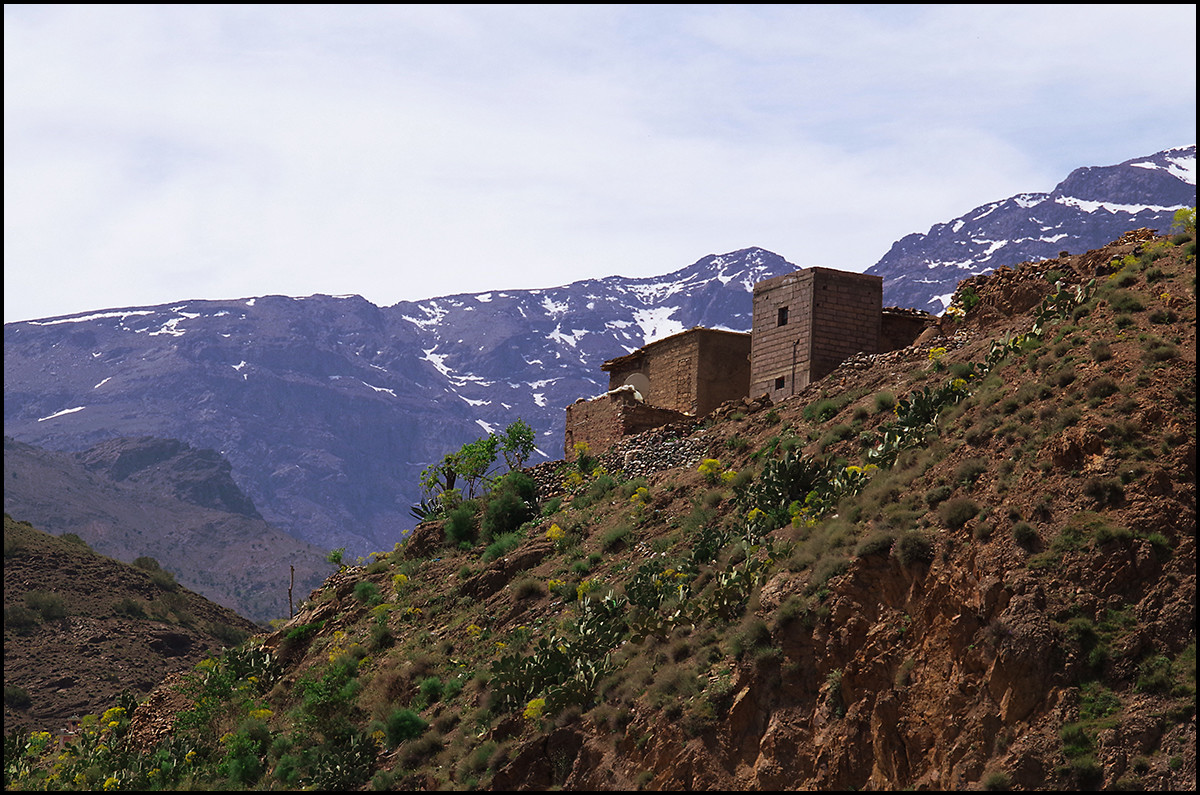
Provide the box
[499,418,536,471]
[456,435,499,498]
[1171,206,1195,237]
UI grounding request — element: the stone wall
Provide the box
[563,388,691,460]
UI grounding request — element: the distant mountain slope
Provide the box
[868,145,1196,312]
[3,249,797,556]
[2,515,261,735]
[3,436,330,623]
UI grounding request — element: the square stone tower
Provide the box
[749,267,883,401]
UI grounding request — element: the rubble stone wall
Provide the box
[563,391,690,460]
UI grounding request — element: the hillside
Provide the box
[4,227,1195,791]
[2,516,260,736]
[3,436,332,625]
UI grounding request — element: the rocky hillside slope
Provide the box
[3,436,331,624]
[5,228,1195,791]
[2,516,260,736]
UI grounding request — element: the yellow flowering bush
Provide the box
[576,578,599,601]
[629,485,652,521]
[523,697,546,720]
[546,523,566,543]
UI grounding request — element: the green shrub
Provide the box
[481,533,521,563]
[1109,291,1144,313]
[418,676,444,705]
[982,770,1011,791]
[445,501,479,547]
[24,590,67,622]
[353,581,383,606]
[481,472,538,543]
[803,397,843,423]
[383,708,428,747]
[513,577,546,600]
[112,597,146,618]
[730,617,772,660]
[3,685,31,710]
[1088,340,1112,362]
[1012,522,1038,550]
[940,498,979,530]
[1083,476,1123,507]
[855,532,895,558]
[601,524,634,552]
[1135,655,1173,694]
[1149,309,1178,324]
[954,458,988,487]
[874,392,896,413]
[1143,341,1178,362]
[4,605,40,633]
[59,532,91,549]
[925,484,953,507]
[1087,376,1120,400]
[894,531,934,566]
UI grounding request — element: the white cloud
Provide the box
[4,4,1196,323]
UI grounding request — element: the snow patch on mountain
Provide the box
[632,306,686,344]
[37,406,86,422]
[1054,195,1191,214]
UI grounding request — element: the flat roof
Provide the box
[601,326,750,371]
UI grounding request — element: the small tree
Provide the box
[499,419,536,471]
[456,435,499,498]
[1170,206,1195,237]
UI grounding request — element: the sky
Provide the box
[4,4,1197,324]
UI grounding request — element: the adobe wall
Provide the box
[749,271,812,401]
[603,332,700,415]
[693,330,752,416]
[879,307,937,352]
[563,389,690,461]
[603,328,750,417]
[808,268,882,382]
[750,268,882,401]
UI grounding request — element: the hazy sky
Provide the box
[5,4,1197,324]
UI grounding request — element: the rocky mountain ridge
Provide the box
[869,145,1195,312]
[3,515,262,736]
[3,249,798,556]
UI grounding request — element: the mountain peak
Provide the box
[867,145,1196,313]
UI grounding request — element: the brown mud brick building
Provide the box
[600,328,752,416]
[565,267,935,458]
[563,328,750,461]
[749,267,882,401]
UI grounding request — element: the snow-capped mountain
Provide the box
[870,145,1196,312]
[3,249,795,556]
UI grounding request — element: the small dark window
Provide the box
[774,376,785,391]
[777,307,789,327]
